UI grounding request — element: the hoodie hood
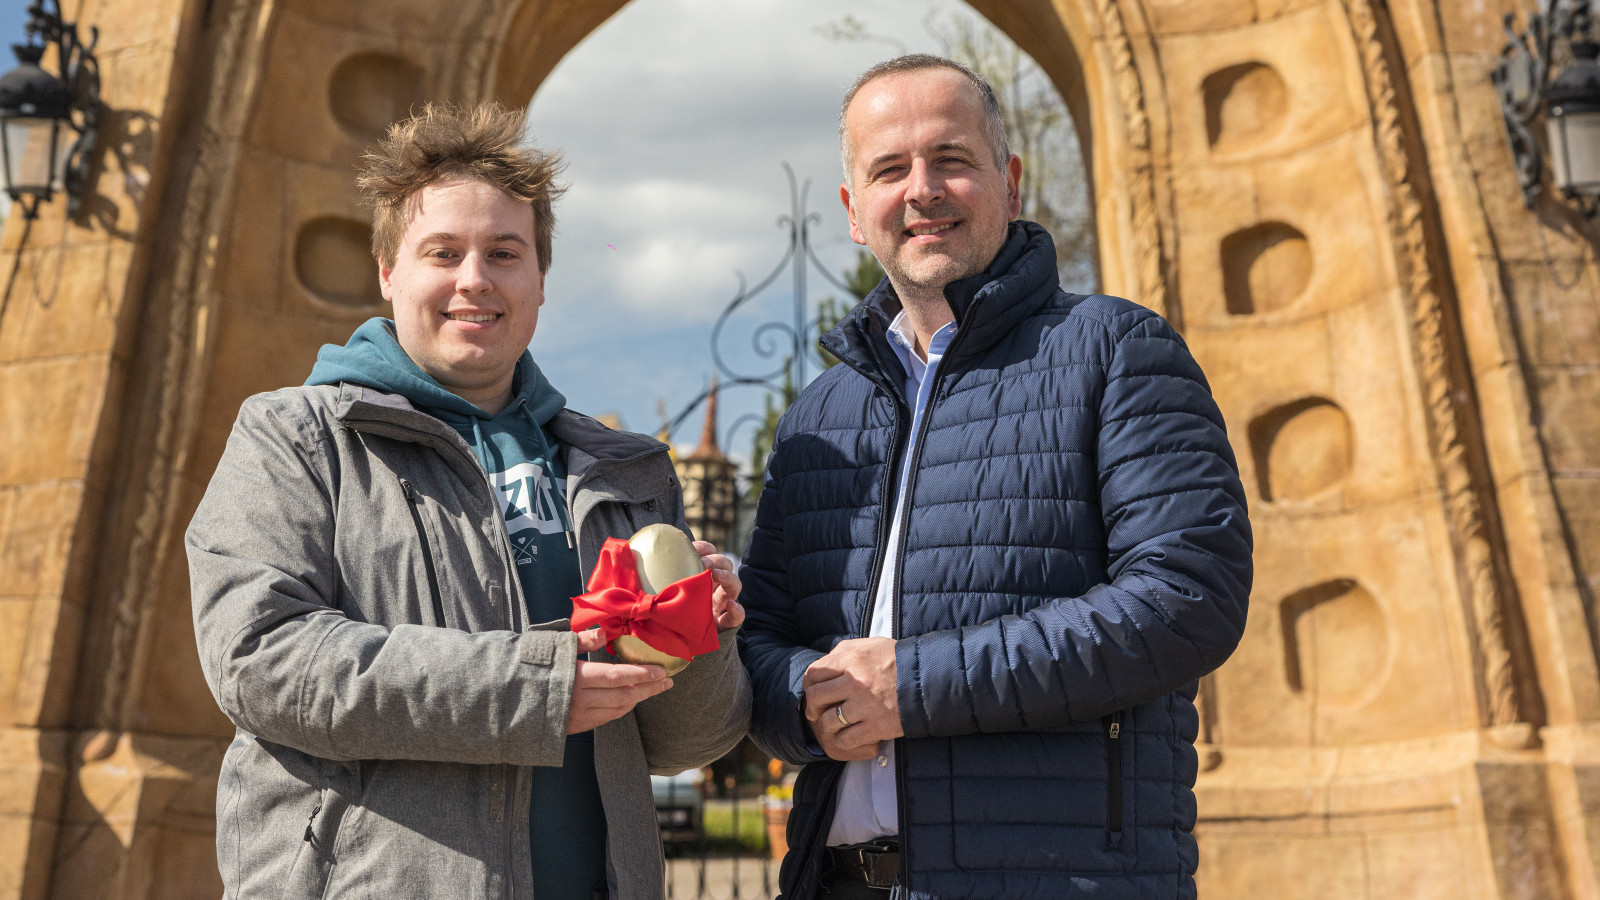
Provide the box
[308,315,583,613]
[306,317,567,427]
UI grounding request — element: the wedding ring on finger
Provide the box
[835,704,851,728]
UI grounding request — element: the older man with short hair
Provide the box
[739,55,1253,899]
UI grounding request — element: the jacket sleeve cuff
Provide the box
[895,637,928,740]
[753,647,826,764]
[514,628,579,766]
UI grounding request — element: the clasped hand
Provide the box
[802,637,902,761]
[566,542,744,734]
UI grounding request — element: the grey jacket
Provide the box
[187,383,751,900]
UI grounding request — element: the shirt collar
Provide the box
[886,310,957,368]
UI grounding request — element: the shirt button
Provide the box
[877,755,889,767]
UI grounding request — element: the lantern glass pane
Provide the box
[2,117,59,196]
[52,127,72,191]
[1567,111,1600,193]
[1548,110,1600,195]
[1547,114,1573,189]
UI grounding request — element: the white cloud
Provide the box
[613,235,750,311]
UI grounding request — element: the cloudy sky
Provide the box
[525,0,1079,462]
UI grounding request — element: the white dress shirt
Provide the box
[826,310,957,847]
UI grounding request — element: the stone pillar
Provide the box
[0,0,221,896]
[1122,0,1597,896]
[1391,0,1600,894]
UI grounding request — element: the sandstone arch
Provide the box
[2,0,1595,897]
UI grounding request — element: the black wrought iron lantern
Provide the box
[1545,41,1600,198]
[0,1,99,219]
[1495,0,1600,216]
[0,45,72,205]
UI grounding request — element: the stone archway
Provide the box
[4,0,1600,897]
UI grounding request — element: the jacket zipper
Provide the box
[359,411,629,895]
[400,479,447,629]
[831,310,980,896]
[1105,710,1125,844]
[355,415,527,629]
[857,411,909,637]
[846,314,914,639]
[882,328,972,896]
[823,328,912,891]
[881,315,974,635]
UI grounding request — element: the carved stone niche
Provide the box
[1280,578,1388,708]
[1203,61,1288,153]
[1221,221,1312,315]
[1247,396,1352,502]
[294,217,382,309]
[329,51,425,143]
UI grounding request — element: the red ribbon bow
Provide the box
[570,538,718,660]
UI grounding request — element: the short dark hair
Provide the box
[358,103,566,272]
[839,54,1010,184]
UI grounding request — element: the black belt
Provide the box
[828,839,900,890]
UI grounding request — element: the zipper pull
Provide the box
[400,478,415,502]
[1109,720,1120,739]
[303,802,322,843]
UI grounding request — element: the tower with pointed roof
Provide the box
[676,377,740,553]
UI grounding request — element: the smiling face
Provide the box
[379,178,545,414]
[840,68,1022,303]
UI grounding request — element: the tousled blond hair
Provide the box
[358,103,566,272]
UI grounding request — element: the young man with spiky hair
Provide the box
[188,104,750,900]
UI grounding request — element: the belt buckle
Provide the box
[852,840,899,890]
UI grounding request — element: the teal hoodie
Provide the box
[306,317,606,899]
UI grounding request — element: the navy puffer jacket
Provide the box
[739,222,1252,899]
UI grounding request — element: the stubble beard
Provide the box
[879,230,999,311]
[880,254,961,308]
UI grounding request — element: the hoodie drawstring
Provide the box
[470,417,488,465]
[521,399,576,550]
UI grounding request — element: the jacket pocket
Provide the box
[617,496,662,535]
[400,478,447,628]
[1104,710,1125,849]
[286,781,353,899]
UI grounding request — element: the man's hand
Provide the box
[693,540,745,631]
[567,629,674,734]
[802,637,902,761]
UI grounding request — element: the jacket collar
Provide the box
[332,385,672,502]
[334,383,473,465]
[547,410,678,541]
[546,409,675,504]
[819,221,1059,382]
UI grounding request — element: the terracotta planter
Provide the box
[762,802,791,859]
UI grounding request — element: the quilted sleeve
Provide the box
[738,438,829,765]
[897,311,1252,738]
